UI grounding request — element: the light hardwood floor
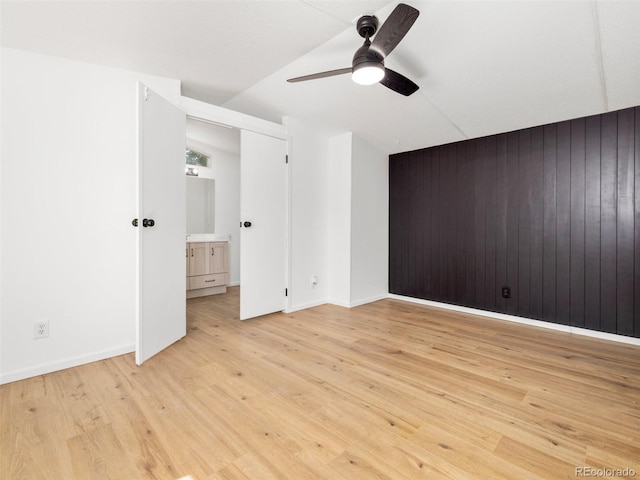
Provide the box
[2,287,640,479]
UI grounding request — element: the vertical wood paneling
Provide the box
[389,106,639,338]
[542,124,558,322]
[388,153,401,294]
[438,146,447,301]
[485,136,498,312]
[464,141,478,306]
[407,150,419,297]
[556,121,572,326]
[431,147,441,300]
[399,150,407,295]
[530,127,545,319]
[402,153,412,295]
[413,150,424,297]
[506,132,520,315]
[616,109,635,336]
[442,144,461,303]
[518,130,532,317]
[423,149,433,297]
[570,118,586,327]
[475,138,488,309]
[635,108,640,338]
[496,134,509,310]
[434,146,445,302]
[584,115,602,331]
[601,112,618,333]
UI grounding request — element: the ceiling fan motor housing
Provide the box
[357,15,379,38]
[353,14,384,77]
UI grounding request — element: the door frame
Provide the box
[179,96,290,313]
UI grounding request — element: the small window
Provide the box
[186,148,210,168]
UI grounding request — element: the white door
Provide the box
[240,130,287,320]
[136,83,186,364]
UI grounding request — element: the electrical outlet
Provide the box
[34,320,49,339]
[501,286,511,299]
[311,275,318,288]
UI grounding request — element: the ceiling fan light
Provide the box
[352,64,385,85]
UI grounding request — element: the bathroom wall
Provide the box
[186,135,241,286]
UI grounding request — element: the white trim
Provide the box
[389,294,640,347]
[327,294,388,309]
[349,294,388,308]
[328,299,350,308]
[285,299,328,314]
[0,344,135,385]
[284,117,293,317]
[180,96,287,140]
[286,293,393,312]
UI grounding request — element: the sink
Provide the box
[186,233,230,242]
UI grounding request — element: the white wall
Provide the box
[286,120,388,311]
[0,48,180,384]
[325,131,388,307]
[327,132,352,306]
[186,138,241,285]
[285,117,331,311]
[350,134,389,305]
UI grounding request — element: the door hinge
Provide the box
[144,86,149,101]
[285,155,289,164]
[285,288,288,297]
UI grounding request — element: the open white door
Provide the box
[136,83,186,364]
[240,130,287,320]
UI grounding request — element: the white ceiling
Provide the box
[3,1,640,154]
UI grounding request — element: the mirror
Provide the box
[186,177,215,233]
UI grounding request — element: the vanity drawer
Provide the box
[189,273,226,290]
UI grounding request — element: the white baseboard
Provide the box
[0,344,135,385]
[285,298,329,313]
[349,294,388,308]
[323,293,389,309]
[388,294,640,347]
[228,281,240,287]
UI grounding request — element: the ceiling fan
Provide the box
[287,3,420,96]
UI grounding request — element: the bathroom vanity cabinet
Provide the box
[186,241,229,298]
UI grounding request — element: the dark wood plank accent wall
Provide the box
[389,106,640,338]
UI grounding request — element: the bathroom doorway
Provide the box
[185,118,241,287]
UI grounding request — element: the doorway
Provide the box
[185,117,241,286]
[180,96,289,321]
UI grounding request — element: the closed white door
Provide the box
[240,130,287,320]
[136,83,186,364]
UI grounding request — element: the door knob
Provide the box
[243,221,252,228]
[143,218,155,227]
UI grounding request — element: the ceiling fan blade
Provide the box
[380,68,419,96]
[287,68,352,83]
[370,3,419,58]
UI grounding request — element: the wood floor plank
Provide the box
[2,286,640,479]
[67,424,140,479]
[493,435,577,479]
